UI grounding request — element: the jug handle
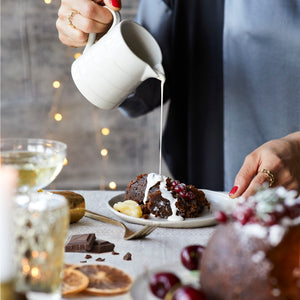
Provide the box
[83,6,121,54]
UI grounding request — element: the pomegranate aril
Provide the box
[172,180,180,187]
[174,186,181,193]
[186,191,195,200]
[215,211,227,223]
[179,191,187,198]
[178,183,186,190]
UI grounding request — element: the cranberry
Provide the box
[233,206,254,225]
[186,191,195,200]
[215,211,227,223]
[180,245,205,271]
[264,212,279,226]
[178,183,186,191]
[149,272,181,299]
[179,190,187,198]
[286,203,300,219]
[172,180,180,187]
[171,285,207,300]
[174,185,181,193]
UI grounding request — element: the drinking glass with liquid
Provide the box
[14,192,69,299]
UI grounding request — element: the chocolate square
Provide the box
[65,233,96,252]
[90,239,115,253]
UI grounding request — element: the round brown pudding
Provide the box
[200,187,300,300]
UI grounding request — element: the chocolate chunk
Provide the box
[112,250,119,255]
[96,257,105,262]
[85,254,92,259]
[65,233,96,252]
[80,261,87,263]
[123,252,132,261]
[90,239,115,253]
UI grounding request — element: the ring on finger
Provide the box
[67,10,79,29]
[259,168,275,187]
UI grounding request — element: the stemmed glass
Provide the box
[0,138,68,299]
[0,138,67,193]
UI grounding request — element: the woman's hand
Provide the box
[56,0,121,47]
[230,131,300,199]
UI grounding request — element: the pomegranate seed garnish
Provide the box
[215,211,227,223]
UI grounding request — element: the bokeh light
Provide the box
[100,148,108,157]
[52,81,61,88]
[101,128,110,136]
[74,53,82,59]
[109,181,117,190]
[54,113,62,122]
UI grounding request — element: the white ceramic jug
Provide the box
[71,8,165,110]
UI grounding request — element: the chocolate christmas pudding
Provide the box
[200,187,300,300]
[122,173,209,221]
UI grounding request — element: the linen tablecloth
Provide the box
[64,191,216,300]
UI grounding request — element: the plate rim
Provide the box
[107,189,232,228]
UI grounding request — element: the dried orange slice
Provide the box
[62,267,89,296]
[75,265,133,296]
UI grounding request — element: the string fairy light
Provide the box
[52,80,61,89]
[54,113,62,122]
[100,148,108,157]
[109,181,117,190]
[101,127,110,136]
[43,2,115,190]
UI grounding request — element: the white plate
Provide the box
[107,190,235,228]
[130,264,200,300]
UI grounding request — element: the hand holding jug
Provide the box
[71,7,165,110]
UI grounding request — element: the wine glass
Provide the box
[0,138,67,193]
[1,139,68,299]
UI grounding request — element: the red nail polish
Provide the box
[111,0,121,8]
[229,186,238,197]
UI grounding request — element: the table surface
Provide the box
[63,191,217,300]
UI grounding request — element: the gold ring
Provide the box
[67,10,79,29]
[260,169,275,187]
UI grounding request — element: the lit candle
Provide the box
[0,168,17,298]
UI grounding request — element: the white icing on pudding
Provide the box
[143,173,184,221]
[231,187,300,247]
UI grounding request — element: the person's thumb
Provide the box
[103,0,122,11]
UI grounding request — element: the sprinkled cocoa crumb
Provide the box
[112,250,119,255]
[96,257,105,262]
[123,252,132,261]
[85,254,92,259]
[80,261,87,263]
